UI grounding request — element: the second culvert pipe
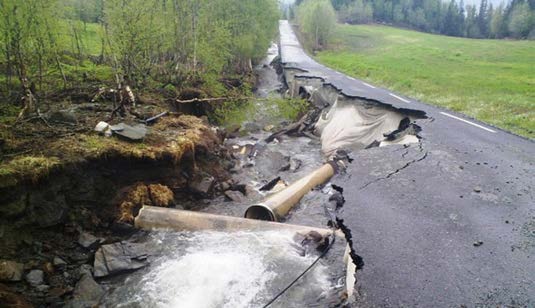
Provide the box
[244,162,337,222]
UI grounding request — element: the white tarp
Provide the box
[315,99,418,157]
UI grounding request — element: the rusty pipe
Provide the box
[244,162,336,222]
[135,206,343,238]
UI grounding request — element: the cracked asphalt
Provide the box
[279,20,535,307]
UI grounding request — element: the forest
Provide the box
[0,0,280,121]
[293,0,535,39]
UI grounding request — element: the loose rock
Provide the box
[53,257,67,267]
[224,190,246,202]
[78,232,102,249]
[0,260,24,282]
[473,186,482,193]
[72,274,104,303]
[25,269,44,286]
[93,242,148,278]
[189,174,216,198]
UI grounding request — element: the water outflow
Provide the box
[104,231,345,308]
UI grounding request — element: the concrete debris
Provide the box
[25,269,44,286]
[93,241,148,278]
[224,190,245,202]
[0,260,24,282]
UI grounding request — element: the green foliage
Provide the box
[211,100,256,127]
[317,24,535,138]
[0,0,62,85]
[321,0,535,39]
[508,2,534,38]
[296,0,337,49]
[338,0,374,24]
[270,98,310,121]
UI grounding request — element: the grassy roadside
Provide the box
[315,24,535,138]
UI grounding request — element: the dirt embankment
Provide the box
[0,86,239,306]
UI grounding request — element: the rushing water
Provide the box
[104,230,345,308]
[102,44,348,307]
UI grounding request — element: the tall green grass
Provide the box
[316,24,535,138]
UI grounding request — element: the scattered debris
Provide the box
[93,242,149,278]
[145,111,169,124]
[112,123,147,141]
[260,177,282,191]
[94,121,112,137]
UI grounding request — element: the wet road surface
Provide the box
[278,20,535,307]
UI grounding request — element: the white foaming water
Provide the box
[105,230,336,308]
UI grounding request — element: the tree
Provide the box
[339,0,374,24]
[0,0,61,117]
[465,5,482,37]
[508,1,533,38]
[478,0,489,36]
[297,0,337,50]
[490,4,507,38]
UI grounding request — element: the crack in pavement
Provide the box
[360,144,429,190]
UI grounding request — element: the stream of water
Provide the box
[101,44,348,308]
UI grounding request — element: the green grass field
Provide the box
[316,24,535,138]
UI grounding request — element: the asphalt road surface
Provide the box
[278,20,535,307]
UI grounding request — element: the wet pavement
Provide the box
[278,20,535,307]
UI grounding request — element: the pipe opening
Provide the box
[244,204,277,221]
